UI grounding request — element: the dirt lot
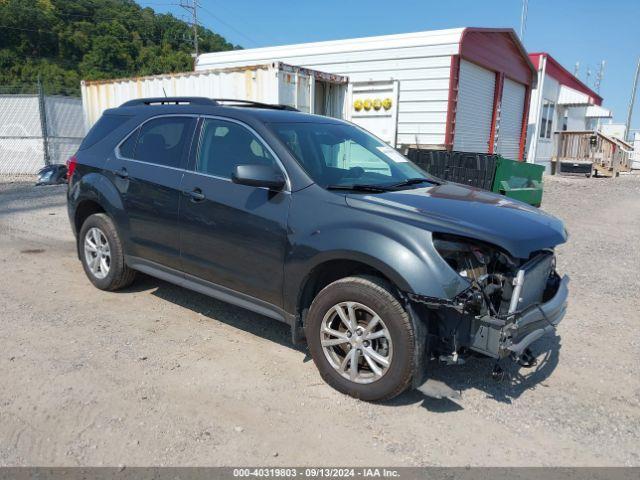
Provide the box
[0,174,639,467]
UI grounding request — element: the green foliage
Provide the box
[0,0,239,95]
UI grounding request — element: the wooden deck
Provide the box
[552,130,632,177]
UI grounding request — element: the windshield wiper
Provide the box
[326,184,392,193]
[385,177,442,189]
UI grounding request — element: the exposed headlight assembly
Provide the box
[433,234,495,281]
[432,233,521,315]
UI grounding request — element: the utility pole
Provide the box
[574,61,580,77]
[594,60,605,93]
[520,0,529,42]
[625,57,640,142]
[36,75,50,166]
[180,0,199,64]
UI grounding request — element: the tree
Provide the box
[0,0,239,95]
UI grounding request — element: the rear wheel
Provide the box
[305,276,416,401]
[79,213,136,291]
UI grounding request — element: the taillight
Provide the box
[66,155,77,182]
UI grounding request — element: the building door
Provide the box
[496,78,526,160]
[453,60,496,153]
[347,80,399,146]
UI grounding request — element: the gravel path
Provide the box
[0,174,638,466]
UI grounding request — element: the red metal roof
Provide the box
[460,28,537,87]
[529,52,603,106]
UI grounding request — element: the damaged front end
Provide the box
[409,233,569,366]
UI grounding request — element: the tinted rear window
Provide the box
[79,114,131,150]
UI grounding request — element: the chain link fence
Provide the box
[0,84,86,180]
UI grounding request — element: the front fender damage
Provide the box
[404,252,570,399]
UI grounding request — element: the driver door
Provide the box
[178,117,291,308]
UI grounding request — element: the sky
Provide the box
[140,0,640,132]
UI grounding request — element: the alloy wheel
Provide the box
[320,301,393,384]
[84,227,111,279]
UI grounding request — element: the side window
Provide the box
[118,128,138,158]
[540,100,555,139]
[196,118,276,178]
[134,117,195,167]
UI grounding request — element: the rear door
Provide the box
[111,115,196,270]
[179,117,290,308]
[453,60,496,153]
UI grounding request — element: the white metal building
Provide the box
[526,52,612,172]
[632,132,640,169]
[197,27,536,160]
[599,123,627,141]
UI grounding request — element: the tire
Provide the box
[78,213,136,291]
[305,276,416,401]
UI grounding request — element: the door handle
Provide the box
[185,188,205,202]
[113,167,128,179]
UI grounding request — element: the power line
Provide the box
[198,3,258,46]
[0,24,189,44]
[137,2,181,5]
[1,3,179,21]
[0,24,131,41]
[209,0,272,44]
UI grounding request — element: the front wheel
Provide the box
[305,276,416,401]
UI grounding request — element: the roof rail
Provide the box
[119,97,218,107]
[214,98,299,111]
[118,96,299,112]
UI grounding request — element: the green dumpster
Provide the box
[491,156,545,207]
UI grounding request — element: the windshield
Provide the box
[269,122,437,189]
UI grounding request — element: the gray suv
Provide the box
[67,97,569,401]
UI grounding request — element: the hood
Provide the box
[345,182,567,259]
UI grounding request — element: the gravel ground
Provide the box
[0,174,638,466]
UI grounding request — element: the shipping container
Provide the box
[80,62,348,129]
[196,27,537,159]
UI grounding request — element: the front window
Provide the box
[196,118,277,179]
[269,122,432,188]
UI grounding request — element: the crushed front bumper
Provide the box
[503,275,569,356]
[469,275,570,359]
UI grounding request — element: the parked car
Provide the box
[67,97,569,401]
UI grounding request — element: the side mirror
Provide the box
[232,164,286,190]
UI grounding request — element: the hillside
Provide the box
[0,0,239,95]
